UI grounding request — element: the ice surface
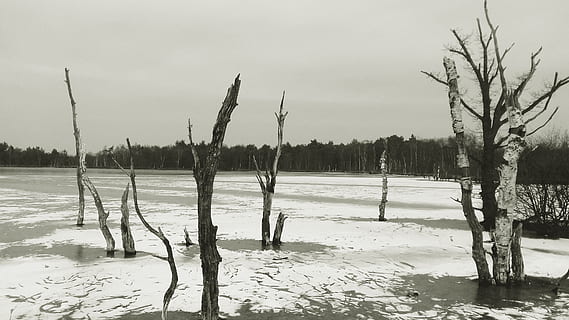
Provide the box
[0,168,567,319]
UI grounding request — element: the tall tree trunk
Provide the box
[378,147,388,221]
[444,57,492,284]
[65,68,114,252]
[121,183,136,256]
[64,68,85,226]
[493,92,526,285]
[188,75,241,320]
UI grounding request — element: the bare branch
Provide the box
[187,118,200,174]
[252,155,266,193]
[272,91,287,176]
[451,29,485,85]
[526,107,559,137]
[523,73,569,115]
[421,71,483,120]
[514,47,543,96]
[421,70,448,86]
[484,0,507,93]
[461,99,483,120]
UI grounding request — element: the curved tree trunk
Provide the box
[64,68,85,226]
[82,173,115,253]
[444,57,492,284]
[125,139,178,320]
[188,75,241,320]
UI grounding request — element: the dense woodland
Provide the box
[1,133,568,184]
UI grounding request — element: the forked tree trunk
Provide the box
[253,92,288,247]
[493,92,526,285]
[272,212,287,246]
[64,68,114,252]
[64,68,85,226]
[188,75,241,320]
[444,57,492,284]
[125,139,178,320]
[378,148,388,221]
[121,183,136,256]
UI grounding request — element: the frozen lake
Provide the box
[1,168,568,319]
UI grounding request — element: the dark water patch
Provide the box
[387,218,470,231]
[217,239,334,253]
[527,247,569,256]
[0,242,150,263]
[0,221,63,243]
[175,243,200,260]
[399,274,568,317]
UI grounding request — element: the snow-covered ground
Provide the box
[0,168,568,319]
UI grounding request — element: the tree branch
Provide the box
[514,47,542,96]
[526,107,559,137]
[187,117,200,175]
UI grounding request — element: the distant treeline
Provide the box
[1,134,567,184]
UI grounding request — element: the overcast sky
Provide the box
[2,0,569,152]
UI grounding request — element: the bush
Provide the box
[517,184,569,238]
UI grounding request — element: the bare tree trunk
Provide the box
[378,147,388,221]
[511,221,525,283]
[444,57,492,284]
[494,93,527,285]
[253,92,288,247]
[64,68,85,226]
[272,212,288,246]
[188,75,241,320]
[121,183,136,256]
[123,139,178,320]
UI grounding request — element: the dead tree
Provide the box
[493,92,527,284]
[444,57,492,284]
[188,75,241,320]
[252,92,288,247]
[64,68,85,226]
[422,0,569,231]
[378,145,388,221]
[120,183,136,256]
[64,68,114,253]
[121,139,178,320]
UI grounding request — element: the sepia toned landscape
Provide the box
[2,0,569,319]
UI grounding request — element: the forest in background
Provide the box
[1,132,568,184]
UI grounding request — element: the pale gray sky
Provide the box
[1,0,569,152]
